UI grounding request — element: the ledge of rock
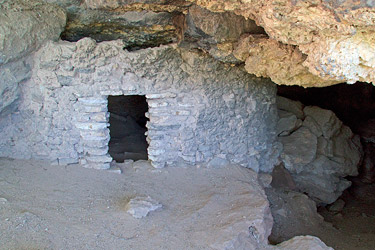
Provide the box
[188,0,375,86]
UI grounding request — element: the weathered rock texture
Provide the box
[0,38,278,171]
[276,96,362,204]
[188,0,375,85]
[0,0,66,64]
[0,0,66,116]
[278,83,375,183]
[232,35,339,87]
[61,9,183,50]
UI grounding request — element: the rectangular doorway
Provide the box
[107,95,149,162]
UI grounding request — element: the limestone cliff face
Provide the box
[48,0,375,86]
[0,0,66,116]
[188,0,375,85]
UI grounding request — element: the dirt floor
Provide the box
[318,180,375,250]
[0,158,270,250]
[2,157,375,250]
[267,178,375,250]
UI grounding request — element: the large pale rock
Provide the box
[0,61,31,116]
[186,5,264,43]
[275,235,333,250]
[188,0,375,86]
[279,127,317,174]
[233,35,339,87]
[0,0,66,64]
[0,0,66,115]
[300,34,375,84]
[266,188,328,245]
[277,97,363,204]
[276,96,304,119]
[125,195,162,219]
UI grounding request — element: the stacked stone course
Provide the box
[0,38,278,172]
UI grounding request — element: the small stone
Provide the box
[107,166,122,174]
[126,196,162,219]
[328,199,345,212]
[257,173,272,188]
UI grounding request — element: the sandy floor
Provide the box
[267,180,375,250]
[0,158,270,250]
[318,180,375,250]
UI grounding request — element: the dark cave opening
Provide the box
[277,82,375,134]
[107,95,149,162]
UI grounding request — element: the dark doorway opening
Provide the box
[108,95,149,162]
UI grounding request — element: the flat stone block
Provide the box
[76,122,109,130]
[58,157,79,165]
[175,110,191,116]
[80,129,109,138]
[86,154,112,163]
[81,105,107,113]
[148,101,169,108]
[79,98,107,105]
[83,139,109,148]
[81,134,110,141]
[85,146,108,156]
[146,93,176,99]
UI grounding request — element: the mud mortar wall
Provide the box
[0,38,278,171]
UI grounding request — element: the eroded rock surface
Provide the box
[0,0,66,115]
[0,0,66,64]
[277,96,363,204]
[2,0,375,89]
[189,0,375,85]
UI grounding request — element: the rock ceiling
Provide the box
[2,0,375,87]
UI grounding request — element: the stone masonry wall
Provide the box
[0,38,278,171]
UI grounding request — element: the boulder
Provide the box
[279,127,317,174]
[276,96,304,119]
[276,97,363,204]
[275,235,334,250]
[125,195,162,219]
[0,61,31,116]
[0,0,66,115]
[0,0,66,65]
[266,188,326,244]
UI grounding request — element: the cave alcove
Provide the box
[107,95,149,162]
[274,82,375,249]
